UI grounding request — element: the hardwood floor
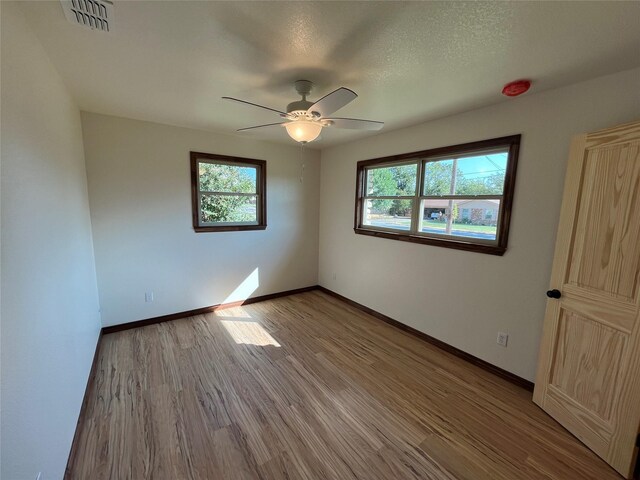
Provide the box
[66,291,621,479]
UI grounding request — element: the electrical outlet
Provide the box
[497,332,509,347]
[332,272,337,281]
[145,291,154,303]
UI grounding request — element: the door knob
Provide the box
[546,289,561,299]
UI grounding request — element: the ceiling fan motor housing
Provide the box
[286,100,314,115]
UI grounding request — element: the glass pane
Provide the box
[420,198,499,241]
[199,162,257,193]
[423,152,508,196]
[423,159,454,196]
[366,164,417,196]
[362,199,413,231]
[455,152,507,195]
[201,194,257,224]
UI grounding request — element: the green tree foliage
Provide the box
[457,173,504,195]
[199,163,256,223]
[389,165,416,215]
[451,203,459,221]
[391,165,417,193]
[368,167,395,212]
[423,161,454,195]
[368,165,416,216]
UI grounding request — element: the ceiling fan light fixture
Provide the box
[284,120,323,143]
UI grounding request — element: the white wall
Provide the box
[81,113,320,327]
[1,3,102,479]
[319,68,640,382]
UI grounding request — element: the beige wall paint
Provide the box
[81,113,320,327]
[319,68,640,382]
[1,3,102,479]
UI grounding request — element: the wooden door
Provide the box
[533,120,640,479]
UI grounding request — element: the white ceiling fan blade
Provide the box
[237,122,285,132]
[307,87,357,118]
[222,97,287,116]
[325,117,384,130]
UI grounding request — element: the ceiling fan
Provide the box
[223,80,384,144]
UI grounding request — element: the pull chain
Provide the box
[300,142,306,183]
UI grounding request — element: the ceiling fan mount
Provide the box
[223,80,384,144]
[286,80,315,115]
[294,79,313,98]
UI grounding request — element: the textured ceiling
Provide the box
[17,1,640,148]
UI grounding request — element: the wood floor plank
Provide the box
[66,291,622,479]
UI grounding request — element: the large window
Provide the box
[354,136,520,255]
[191,152,266,232]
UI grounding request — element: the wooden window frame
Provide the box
[191,151,267,233]
[354,135,521,255]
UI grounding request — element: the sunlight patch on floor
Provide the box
[215,306,252,319]
[220,320,281,347]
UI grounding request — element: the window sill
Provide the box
[194,225,267,233]
[353,227,506,256]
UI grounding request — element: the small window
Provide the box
[354,136,520,255]
[190,152,266,232]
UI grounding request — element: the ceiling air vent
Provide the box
[61,0,113,32]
